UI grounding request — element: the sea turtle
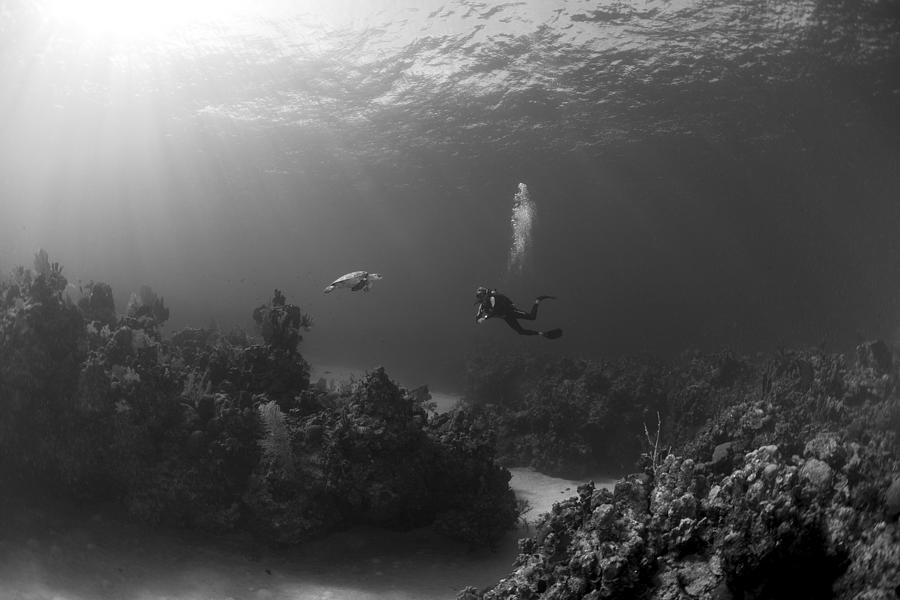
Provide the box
[323,271,383,294]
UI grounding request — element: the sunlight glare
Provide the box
[43,0,258,38]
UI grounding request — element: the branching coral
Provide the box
[0,250,85,481]
[126,284,169,326]
[77,281,117,327]
[258,399,294,473]
[252,289,312,353]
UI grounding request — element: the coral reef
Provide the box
[463,353,670,476]
[0,252,84,481]
[76,281,117,327]
[459,346,900,599]
[7,250,898,596]
[0,255,519,548]
[252,288,311,354]
[244,367,518,547]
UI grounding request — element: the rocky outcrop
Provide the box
[461,346,900,599]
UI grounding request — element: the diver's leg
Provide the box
[504,315,540,336]
[520,295,556,320]
[510,307,533,321]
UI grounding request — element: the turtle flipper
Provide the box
[351,280,366,291]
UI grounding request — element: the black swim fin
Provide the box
[542,328,563,340]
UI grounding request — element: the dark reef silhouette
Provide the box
[0,251,518,548]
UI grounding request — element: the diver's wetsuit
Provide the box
[475,290,559,337]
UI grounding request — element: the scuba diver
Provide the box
[474,287,563,339]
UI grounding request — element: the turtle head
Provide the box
[368,273,383,281]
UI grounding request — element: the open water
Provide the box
[1,0,898,386]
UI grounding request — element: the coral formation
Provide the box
[459,346,900,599]
[244,367,518,547]
[0,255,519,548]
[463,353,670,476]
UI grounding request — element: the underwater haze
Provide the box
[2,0,900,388]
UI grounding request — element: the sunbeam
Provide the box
[41,0,267,38]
